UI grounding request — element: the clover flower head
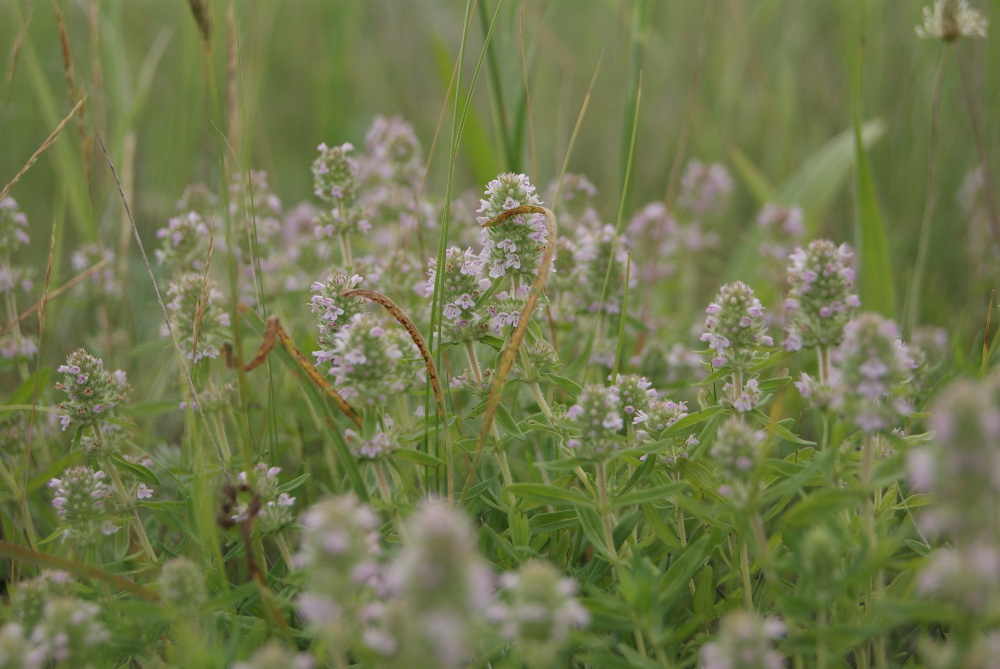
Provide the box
[159,557,207,613]
[232,463,295,535]
[362,115,424,189]
[724,376,763,413]
[345,428,400,460]
[700,281,773,372]
[8,571,74,631]
[0,196,31,257]
[492,561,589,669]
[916,0,987,40]
[614,374,656,421]
[700,611,785,669]
[154,210,211,271]
[310,272,366,356]
[918,541,1000,612]
[326,313,416,405]
[565,383,624,460]
[784,239,860,351]
[756,203,805,261]
[374,500,493,668]
[711,418,766,499]
[485,285,531,336]
[162,274,230,363]
[30,598,110,668]
[175,182,218,216]
[478,173,548,281]
[832,313,916,433]
[312,142,359,203]
[422,247,491,343]
[907,371,1000,541]
[54,349,129,431]
[71,243,119,299]
[678,160,733,214]
[573,224,632,314]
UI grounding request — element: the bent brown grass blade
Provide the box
[228,305,362,429]
[340,288,455,502]
[460,204,557,503]
[0,540,159,601]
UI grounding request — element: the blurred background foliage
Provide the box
[0,0,997,338]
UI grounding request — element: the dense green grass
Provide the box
[1,2,999,668]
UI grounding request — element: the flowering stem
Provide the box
[275,532,296,572]
[816,346,830,386]
[105,461,157,563]
[529,381,553,420]
[464,341,483,386]
[338,231,353,267]
[376,460,408,541]
[731,533,754,611]
[673,472,687,548]
[495,448,516,507]
[596,461,618,560]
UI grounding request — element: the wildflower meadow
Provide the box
[1,1,999,667]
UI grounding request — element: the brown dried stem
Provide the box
[460,205,557,503]
[228,306,362,429]
[340,288,454,501]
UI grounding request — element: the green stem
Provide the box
[338,230,353,267]
[736,534,754,611]
[106,462,157,563]
[275,532,296,572]
[596,461,618,560]
[905,48,948,335]
[496,448,516,508]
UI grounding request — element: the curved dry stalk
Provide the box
[340,288,455,502]
[339,289,446,420]
[0,540,159,601]
[0,97,84,203]
[0,238,98,337]
[229,306,362,428]
[460,205,557,503]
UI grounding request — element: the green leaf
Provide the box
[529,510,579,534]
[506,482,594,508]
[391,448,443,467]
[693,565,716,622]
[576,505,612,559]
[277,474,309,493]
[109,453,161,487]
[749,410,816,446]
[659,406,726,439]
[641,503,682,549]
[725,119,886,283]
[28,450,84,493]
[677,459,720,499]
[432,36,498,185]
[614,482,686,508]
[658,534,711,607]
[727,145,777,205]
[493,403,525,440]
[541,373,582,398]
[853,63,894,316]
[783,489,856,527]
